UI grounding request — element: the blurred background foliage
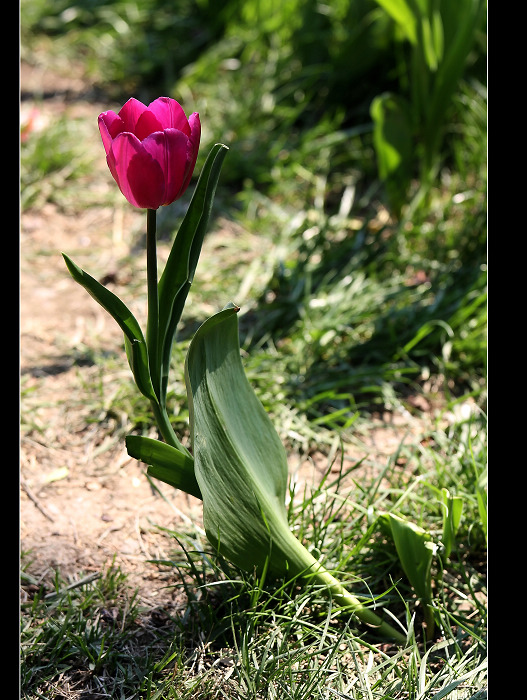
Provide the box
[21,0,487,429]
[21,0,486,200]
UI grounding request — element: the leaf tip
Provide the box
[223,301,240,313]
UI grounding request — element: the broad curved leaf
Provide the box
[184,303,293,575]
[184,304,407,642]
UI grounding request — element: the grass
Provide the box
[21,407,486,698]
[21,0,486,697]
[20,112,96,211]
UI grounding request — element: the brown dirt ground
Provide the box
[20,62,437,616]
[20,195,207,611]
[20,61,204,609]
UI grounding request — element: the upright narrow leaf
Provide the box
[475,464,487,544]
[441,488,463,560]
[422,0,485,163]
[157,144,229,404]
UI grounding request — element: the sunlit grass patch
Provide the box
[21,112,96,211]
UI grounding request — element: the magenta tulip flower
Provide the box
[98,97,201,210]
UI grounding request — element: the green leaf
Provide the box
[62,254,156,401]
[183,303,407,642]
[422,0,485,158]
[184,302,292,575]
[157,143,229,404]
[381,512,437,638]
[441,488,463,561]
[475,466,487,544]
[420,13,443,71]
[125,435,201,500]
[370,92,413,216]
[430,5,444,65]
[373,0,417,44]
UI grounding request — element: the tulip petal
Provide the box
[98,112,120,156]
[179,112,201,196]
[134,110,164,141]
[117,97,149,133]
[141,129,189,205]
[108,132,165,209]
[147,96,191,135]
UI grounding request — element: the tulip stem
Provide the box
[145,209,192,458]
[150,398,191,455]
[146,208,161,400]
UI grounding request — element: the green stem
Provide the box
[146,208,160,400]
[146,209,191,457]
[150,399,191,456]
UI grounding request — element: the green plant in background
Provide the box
[370,0,486,214]
[21,0,486,219]
[441,486,463,561]
[380,512,437,638]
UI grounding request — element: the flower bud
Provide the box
[98,97,201,209]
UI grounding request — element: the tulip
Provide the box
[126,303,407,644]
[98,97,201,209]
[68,98,408,644]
